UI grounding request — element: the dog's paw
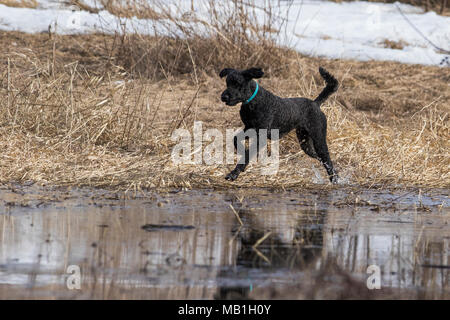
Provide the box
[330,174,339,185]
[225,171,239,181]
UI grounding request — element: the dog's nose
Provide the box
[221,92,229,102]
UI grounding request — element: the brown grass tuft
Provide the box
[379,39,409,50]
[0,0,37,8]
[98,0,161,19]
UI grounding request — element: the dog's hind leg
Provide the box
[310,131,338,184]
[296,128,320,160]
[299,115,338,183]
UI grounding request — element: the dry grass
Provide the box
[0,0,37,8]
[331,0,449,15]
[379,39,409,50]
[111,0,287,79]
[73,0,449,16]
[0,0,449,191]
[0,30,448,191]
[95,0,161,19]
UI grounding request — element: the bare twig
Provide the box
[229,204,244,226]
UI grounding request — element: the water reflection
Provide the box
[0,186,448,299]
[215,206,325,300]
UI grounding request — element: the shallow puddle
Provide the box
[0,185,448,299]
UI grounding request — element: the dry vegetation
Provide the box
[63,0,450,16]
[332,0,449,15]
[0,0,447,14]
[0,1,448,191]
[0,0,37,8]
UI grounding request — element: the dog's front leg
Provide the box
[225,128,265,181]
[225,129,248,181]
[225,153,248,181]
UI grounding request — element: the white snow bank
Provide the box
[279,1,449,65]
[0,0,448,66]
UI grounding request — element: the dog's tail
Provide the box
[314,67,338,106]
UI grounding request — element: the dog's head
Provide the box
[219,67,264,106]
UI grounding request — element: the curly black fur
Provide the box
[220,66,339,183]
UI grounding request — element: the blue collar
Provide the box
[243,82,259,104]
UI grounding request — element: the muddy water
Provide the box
[0,185,448,299]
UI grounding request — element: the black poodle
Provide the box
[220,67,339,183]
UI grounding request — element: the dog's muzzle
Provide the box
[221,91,230,103]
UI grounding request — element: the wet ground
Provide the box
[0,184,448,299]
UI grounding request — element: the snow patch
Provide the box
[0,0,448,66]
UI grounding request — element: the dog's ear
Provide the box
[242,68,264,80]
[219,68,234,78]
